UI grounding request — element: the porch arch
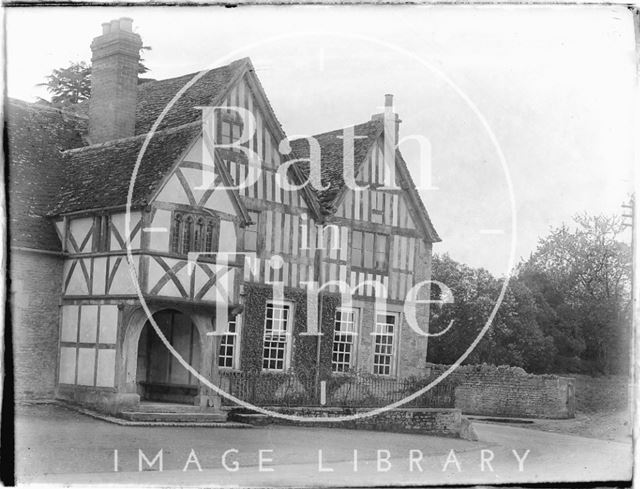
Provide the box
[120,305,220,403]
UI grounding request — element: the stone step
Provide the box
[135,403,202,413]
[228,412,272,426]
[120,411,228,423]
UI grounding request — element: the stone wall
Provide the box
[252,406,475,439]
[11,249,63,400]
[426,364,575,419]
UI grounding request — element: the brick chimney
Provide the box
[372,94,401,144]
[89,18,142,144]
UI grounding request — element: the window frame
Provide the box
[218,315,241,370]
[261,300,294,372]
[170,211,220,256]
[331,307,360,374]
[350,230,389,273]
[371,311,399,377]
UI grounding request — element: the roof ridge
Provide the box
[8,98,89,119]
[292,118,382,142]
[138,57,250,89]
[63,120,201,154]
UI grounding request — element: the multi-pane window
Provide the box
[350,231,388,272]
[218,317,238,369]
[93,215,111,252]
[244,211,259,252]
[262,302,292,371]
[375,235,387,271]
[171,212,218,255]
[372,312,398,376]
[332,308,358,373]
[220,117,243,151]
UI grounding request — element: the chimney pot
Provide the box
[385,94,394,109]
[119,17,133,32]
[89,18,142,144]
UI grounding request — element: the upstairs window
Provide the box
[350,230,388,273]
[171,212,218,255]
[220,116,244,152]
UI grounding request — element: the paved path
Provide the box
[15,404,631,486]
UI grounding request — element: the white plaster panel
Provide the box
[58,347,77,384]
[79,305,98,343]
[156,174,190,204]
[99,305,119,344]
[77,348,95,386]
[204,186,236,215]
[108,256,139,295]
[109,212,142,250]
[93,257,107,295]
[65,260,89,295]
[60,305,79,342]
[218,220,237,253]
[148,209,172,251]
[96,349,116,387]
[69,217,93,252]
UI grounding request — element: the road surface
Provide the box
[15,404,631,486]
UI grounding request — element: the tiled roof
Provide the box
[134,60,243,135]
[6,99,86,251]
[50,123,201,215]
[291,120,383,215]
[291,119,440,242]
[72,58,246,137]
[48,58,250,216]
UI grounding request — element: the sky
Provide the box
[5,5,636,276]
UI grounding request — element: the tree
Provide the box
[426,213,631,375]
[426,254,556,373]
[519,214,632,374]
[39,46,152,107]
[39,61,92,106]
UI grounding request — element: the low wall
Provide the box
[56,385,140,416]
[426,364,575,419]
[248,407,476,440]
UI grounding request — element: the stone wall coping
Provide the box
[264,406,461,414]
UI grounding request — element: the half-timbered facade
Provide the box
[8,18,440,415]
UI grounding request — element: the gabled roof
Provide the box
[50,123,201,215]
[71,58,245,137]
[291,119,441,243]
[49,57,320,219]
[134,60,243,136]
[49,58,246,216]
[6,99,86,251]
[291,120,383,215]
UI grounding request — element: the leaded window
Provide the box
[218,317,238,369]
[171,211,219,255]
[262,302,293,371]
[372,312,397,376]
[331,308,358,373]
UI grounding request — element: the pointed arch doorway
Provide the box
[136,309,202,404]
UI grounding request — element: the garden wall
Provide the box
[425,364,575,419]
[253,406,476,440]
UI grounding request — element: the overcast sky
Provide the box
[5,6,636,276]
